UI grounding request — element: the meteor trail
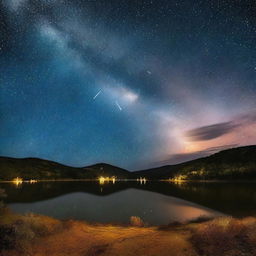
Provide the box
[93,90,102,100]
[115,101,122,111]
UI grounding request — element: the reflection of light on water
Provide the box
[8,185,224,225]
[165,203,222,222]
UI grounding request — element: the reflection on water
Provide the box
[1,181,256,225]
[8,190,222,225]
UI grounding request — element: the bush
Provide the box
[130,216,145,227]
[21,213,63,236]
[0,224,17,251]
[0,188,7,216]
[190,217,256,256]
[0,188,6,198]
[0,213,63,253]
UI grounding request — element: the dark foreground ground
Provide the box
[0,207,256,256]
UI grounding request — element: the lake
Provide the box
[1,181,256,225]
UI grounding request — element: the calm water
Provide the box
[1,181,256,225]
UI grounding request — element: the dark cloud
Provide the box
[186,111,256,142]
[186,122,238,141]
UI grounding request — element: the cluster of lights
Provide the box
[98,176,116,185]
[188,170,205,176]
[136,177,147,184]
[29,179,37,184]
[169,175,187,183]
[12,177,38,186]
[12,177,23,186]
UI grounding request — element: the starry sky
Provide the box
[0,0,256,170]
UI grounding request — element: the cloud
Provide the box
[185,111,256,142]
[40,23,67,49]
[186,122,238,141]
[105,85,139,104]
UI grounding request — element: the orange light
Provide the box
[12,177,23,186]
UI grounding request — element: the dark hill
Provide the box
[83,163,131,178]
[0,145,255,181]
[0,157,131,180]
[135,145,256,180]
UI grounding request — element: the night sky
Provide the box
[0,0,255,170]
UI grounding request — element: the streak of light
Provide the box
[115,101,122,111]
[93,89,102,100]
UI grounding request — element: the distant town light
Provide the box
[29,179,37,184]
[12,177,23,186]
[168,175,187,183]
[98,176,117,185]
[99,176,105,185]
[138,177,147,184]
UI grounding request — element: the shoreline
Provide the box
[1,179,256,183]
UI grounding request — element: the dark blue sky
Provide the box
[0,0,255,170]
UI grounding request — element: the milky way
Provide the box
[0,0,255,170]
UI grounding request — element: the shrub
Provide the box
[130,216,145,227]
[0,188,6,198]
[0,213,63,253]
[190,217,256,256]
[21,213,63,236]
[0,224,17,251]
